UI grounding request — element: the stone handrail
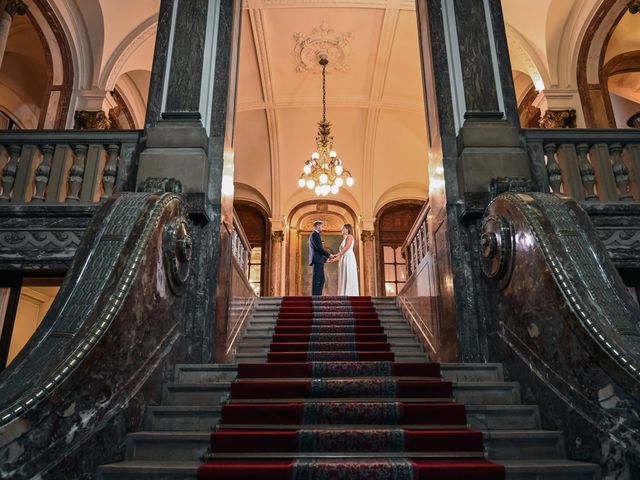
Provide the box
[401,201,430,277]
[523,128,640,202]
[480,192,640,467]
[0,130,142,204]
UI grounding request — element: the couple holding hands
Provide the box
[308,220,359,296]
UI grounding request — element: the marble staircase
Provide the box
[97,297,600,480]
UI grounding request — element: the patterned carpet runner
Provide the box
[197,296,505,480]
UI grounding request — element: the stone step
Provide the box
[174,363,237,383]
[98,458,598,480]
[466,405,540,430]
[97,461,199,480]
[162,380,519,406]
[145,406,221,431]
[124,429,565,463]
[484,430,565,460]
[245,324,416,333]
[144,403,540,433]
[453,382,521,405]
[441,363,504,382]
[501,459,599,480]
[236,343,426,355]
[125,432,208,461]
[162,383,230,406]
[234,352,429,362]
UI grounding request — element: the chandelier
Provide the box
[298,54,353,196]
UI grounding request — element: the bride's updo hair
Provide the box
[342,224,353,235]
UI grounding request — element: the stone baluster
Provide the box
[576,143,597,200]
[33,144,54,201]
[544,143,562,193]
[66,144,87,201]
[610,143,632,201]
[0,144,21,201]
[101,144,120,199]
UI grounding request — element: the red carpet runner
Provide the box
[198,296,505,480]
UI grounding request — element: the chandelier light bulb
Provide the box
[329,150,337,158]
[298,178,306,188]
[330,185,339,194]
[335,177,343,187]
[311,151,320,160]
[306,179,315,189]
[346,176,354,187]
[335,165,343,175]
[303,164,311,174]
[319,173,329,184]
[323,185,330,196]
[314,185,321,195]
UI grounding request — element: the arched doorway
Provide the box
[234,201,270,296]
[375,200,424,296]
[286,201,358,296]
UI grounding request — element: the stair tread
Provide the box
[100,461,199,470]
[500,459,599,469]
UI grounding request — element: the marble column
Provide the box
[360,231,376,296]
[413,0,535,361]
[0,0,26,69]
[270,231,284,296]
[140,0,242,362]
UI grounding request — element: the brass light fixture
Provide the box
[298,54,353,196]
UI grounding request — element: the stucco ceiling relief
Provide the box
[292,23,352,73]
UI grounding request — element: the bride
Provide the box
[329,224,359,296]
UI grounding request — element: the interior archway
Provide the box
[286,200,358,296]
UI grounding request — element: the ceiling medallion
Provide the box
[293,23,352,73]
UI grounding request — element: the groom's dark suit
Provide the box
[309,229,331,295]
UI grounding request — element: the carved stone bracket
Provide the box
[74,110,112,130]
[490,176,536,200]
[539,109,577,129]
[293,23,352,73]
[138,177,183,194]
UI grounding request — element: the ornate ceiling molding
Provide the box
[292,23,352,73]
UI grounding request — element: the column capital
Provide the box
[361,230,375,242]
[271,230,284,242]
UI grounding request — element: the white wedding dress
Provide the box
[338,236,359,296]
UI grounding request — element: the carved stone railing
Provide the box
[0,192,193,478]
[0,130,142,204]
[523,129,640,202]
[401,201,430,277]
[231,209,251,275]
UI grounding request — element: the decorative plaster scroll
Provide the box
[293,23,352,73]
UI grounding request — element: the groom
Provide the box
[309,220,332,295]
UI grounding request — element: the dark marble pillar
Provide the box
[139,0,242,362]
[412,0,535,361]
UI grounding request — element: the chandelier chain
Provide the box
[322,62,326,124]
